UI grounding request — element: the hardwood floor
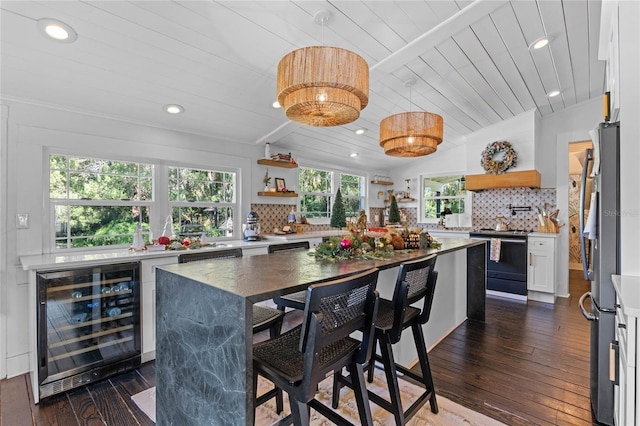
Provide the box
[1,270,598,425]
[425,269,598,426]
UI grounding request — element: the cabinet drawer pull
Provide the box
[529,253,532,265]
[618,323,626,329]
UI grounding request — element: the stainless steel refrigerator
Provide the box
[578,121,620,426]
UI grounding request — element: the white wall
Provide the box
[464,109,538,175]
[1,105,8,379]
[0,100,260,377]
[543,98,603,297]
[618,0,640,276]
[390,109,538,185]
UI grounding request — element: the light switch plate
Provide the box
[16,213,29,229]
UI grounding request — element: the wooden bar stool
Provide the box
[332,256,439,425]
[253,269,380,426]
[269,242,310,311]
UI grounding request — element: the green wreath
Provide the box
[481,141,518,174]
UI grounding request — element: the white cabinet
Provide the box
[612,275,639,426]
[140,257,177,362]
[527,233,558,303]
[428,230,470,240]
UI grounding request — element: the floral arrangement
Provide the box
[147,235,207,251]
[481,141,518,174]
[311,233,397,262]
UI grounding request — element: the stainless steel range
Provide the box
[470,229,529,299]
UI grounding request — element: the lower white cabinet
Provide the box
[427,230,470,240]
[140,257,177,362]
[527,233,558,303]
[612,275,639,426]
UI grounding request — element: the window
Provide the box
[50,155,153,249]
[49,155,238,250]
[298,167,333,219]
[420,175,468,222]
[168,167,235,238]
[339,173,365,217]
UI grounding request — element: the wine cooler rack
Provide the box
[36,262,141,399]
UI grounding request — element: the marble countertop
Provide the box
[159,238,483,303]
[612,274,640,318]
[19,236,306,271]
[19,230,355,271]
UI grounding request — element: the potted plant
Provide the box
[263,169,271,191]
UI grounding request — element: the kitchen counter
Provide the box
[612,275,640,317]
[19,236,325,271]
[154,238,486,425]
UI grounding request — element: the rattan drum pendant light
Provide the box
[276,10,369,127]
[380,79,443,157]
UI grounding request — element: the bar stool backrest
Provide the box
[389,255,438,344]
[298,269,380,398]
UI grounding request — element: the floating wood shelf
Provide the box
[257,159,298,168]
[465,170,541,191]
[370,180,394,185]
[257,191,298,197]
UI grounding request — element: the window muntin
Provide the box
[298,167,333,219]
[421,175,467,221]
[168,167,236,238]
[340,173,365,218]
[50,155,152,249]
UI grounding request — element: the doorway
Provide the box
[568,141,593,271]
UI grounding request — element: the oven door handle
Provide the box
[471,237,527,244]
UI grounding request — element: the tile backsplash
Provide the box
[251,186,556,235]
[471,187,556,232]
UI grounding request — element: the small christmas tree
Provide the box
[330,189,347,228]
[388,195,401,224]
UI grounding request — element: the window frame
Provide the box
[297,166,367,225]
[339,172,366,219]
[48,154,154,251]
[419,173,470,224]
[47,152,239,252]
[297,166,334,224]
[167,165,237,239]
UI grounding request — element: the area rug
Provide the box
[132,370,506,425]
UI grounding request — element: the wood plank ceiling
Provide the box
[0,0,604,170]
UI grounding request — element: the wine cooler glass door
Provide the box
[37,262,141,396]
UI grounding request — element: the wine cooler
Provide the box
[36,262,141,399]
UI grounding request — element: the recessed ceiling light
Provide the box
[272,101,281,108]
[529,36,551,50]
[547,90,561,98]
[350,153,359,158]
[37,19,77,43]
[164,104,184,114]
[354,128,367,135]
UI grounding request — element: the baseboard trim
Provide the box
[486,289,527,302]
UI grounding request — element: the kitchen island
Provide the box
[155,238,485,425]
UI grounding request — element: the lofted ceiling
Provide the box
[0,0,605,170]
